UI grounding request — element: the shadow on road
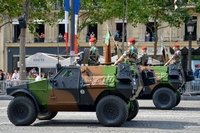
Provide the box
[33,119,200,130]
[139,106,200,111]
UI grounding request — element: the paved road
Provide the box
[0,100,200,133]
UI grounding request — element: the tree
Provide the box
[79,0,199,57]
[0,0,64,80]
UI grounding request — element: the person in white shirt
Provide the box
[12,70,19,80]
[35,73,42,81]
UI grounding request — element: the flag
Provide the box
[174,0,178,10]
[65,0,70,54]
[74,0,80,54]
[105,30,111,45]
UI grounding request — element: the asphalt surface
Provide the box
[0,99,200,133]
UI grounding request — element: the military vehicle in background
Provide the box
[138,64,194,110]
[6,48,142,127]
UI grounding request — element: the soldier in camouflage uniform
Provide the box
[88,37,99,66]
[114,37,143,92]
[141,46,148,66]
[165,43,185,83]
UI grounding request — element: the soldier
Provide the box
[114,38,143,92]
[164,43,185,83]
[141,46,148,66]
[88,37,99,66]
[114,38,138,75]
[164,43,181,66]
[114,38,137,65]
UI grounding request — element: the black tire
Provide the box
[37,111,58,120]
[7,96,37,126]
[126,100,139,121]
[153,87,177,110]
[96,95,128,127]
[175,91,181,107]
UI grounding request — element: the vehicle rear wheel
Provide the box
[37,111,58,120]
[126,100,139,121]
[7,96,37,126]
[96,95,128,127]
[175,91,181,107]
[153,87,176,110]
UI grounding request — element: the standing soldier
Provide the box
[141,46,148,66]
[88,37,99,66]
[164,43,181,66]
[164,43,185,83]
[114,38,143,92]
[114,38,138,75]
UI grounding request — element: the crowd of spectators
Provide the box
[0,68,56,82]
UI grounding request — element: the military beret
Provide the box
[174,43,179,47]
[142,46,147,50]
[128,38,136,42]
[89,37,96,42]
[195,64,200,68]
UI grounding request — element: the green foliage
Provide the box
[0,0,64,33]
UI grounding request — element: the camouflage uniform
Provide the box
[141,51,148,66]
[123,46,138,76]
[173,49,185,83]
[88,46,99,66]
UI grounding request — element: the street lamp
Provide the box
[187,18,195,70]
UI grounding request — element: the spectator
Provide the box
[0,69,5,81]
[114,30,120,41]
[40,33,45,42]
[90,32,95,38]
[35,73,42,81]
[145,31,150,42]
[12,70,19,81]
[86,32,90,42]
[58,33,63,42]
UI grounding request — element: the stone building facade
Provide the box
[0,11,200,72]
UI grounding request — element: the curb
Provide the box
[181,95,200,100]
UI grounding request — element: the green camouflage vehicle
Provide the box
[137,64,194,110]
[6,48,142,127]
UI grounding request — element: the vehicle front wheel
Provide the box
[153,87,177,110]
[7,96,37,126]
[126,100,139,121]
[37,111,58,120]
[96,95,128,127]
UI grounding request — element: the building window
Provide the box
[13,25,20,43]
[58,24,65,42]
[34,24,45,43]
[184,16,197,41]
[86,24,98,42]
[116,23,127,42]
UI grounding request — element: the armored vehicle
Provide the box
[6,48,142,127]
[138,64,194,110]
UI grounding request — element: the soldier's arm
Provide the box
[114,55,126,65]
[164,56,174,66]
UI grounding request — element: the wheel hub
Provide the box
[103,103,119,120]
[158,93,170,104]
[13,103,29,119]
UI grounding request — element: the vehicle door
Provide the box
[49,67,80,103]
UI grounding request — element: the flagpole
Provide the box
[105,31,111,65]
[70,0,75,64]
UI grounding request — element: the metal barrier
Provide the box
[0,80,33,95]
[180,78,200,96]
